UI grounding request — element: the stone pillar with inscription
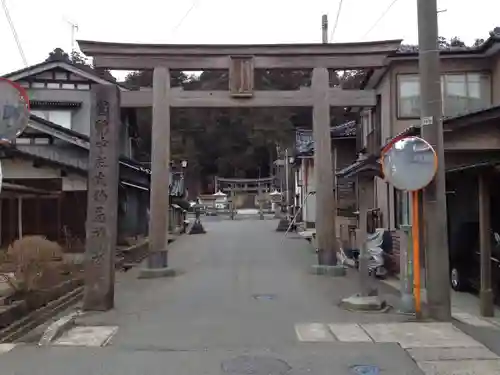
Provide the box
[83,85,120,311]
[138,66,177,278]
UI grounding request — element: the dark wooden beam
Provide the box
[121,88,377,108]
[78,39,402,57]
[79,39,402,70]
[93,54,390,70]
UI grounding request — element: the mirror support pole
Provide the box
[479,173,494,317]
[417,0,451,321]
[399,191,415,313]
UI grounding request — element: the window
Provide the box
[55,72,67,80]
[48,111,72,129]
[14,138,31,145]
[398,75,421,118]
[76,84,91,90]
[33,138,50,145]
[397,73,491,118]
[31,110,72,129]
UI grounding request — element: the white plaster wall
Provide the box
[2,158,60,179]
[62,174,87,191]
[2,158,88,192]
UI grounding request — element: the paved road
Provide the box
[0,219,424,374]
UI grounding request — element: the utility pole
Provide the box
[285,149,290,218]
[322,14,328,44]
[417,0,451,320]
[69,21,78,51]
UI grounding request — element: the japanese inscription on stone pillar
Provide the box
[83,85,120,311]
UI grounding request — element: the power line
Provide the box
[1,0,27,66]
[329,0,344,41]
[361,0,400,39]
[171,0,200,36]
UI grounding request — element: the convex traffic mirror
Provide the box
[381,136,437,191]
[0,78,30,142]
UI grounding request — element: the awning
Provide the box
[336,125,421,179]
[446,160,500,174]
[30,100,82,108]
[336,155,380,178]
[0,182,60,198]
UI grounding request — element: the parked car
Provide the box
[449,222,500,296]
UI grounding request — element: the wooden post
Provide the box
[83,84,120,311]
[321,15,328,44]
[412,190,422,318]
[57,195,62,243]
[0,199,2,246]
[479,173,494,317]
[144,66,171,272]
[358,199,370,295]
[17,197,22,239]
[312,67,337,265]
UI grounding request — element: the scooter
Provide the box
[366,228,387,278]
[338,228,388,278]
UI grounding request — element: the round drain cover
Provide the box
[221,355,291,375]
[350,365,380,375]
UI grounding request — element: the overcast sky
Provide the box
[1,0,499,80]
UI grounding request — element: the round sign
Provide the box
[381,136,437,191]
[0,78,30,142]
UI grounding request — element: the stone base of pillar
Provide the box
[340,293,387,312]
[188,219,206,235]
[310,264,346,277]
[275,217,290,232]
[480,289,495,317]
[138,267,178,279]
[398,292,416,314]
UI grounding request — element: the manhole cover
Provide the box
[221,355,291,375]
[350,365,380,375]
[252,294,276,300]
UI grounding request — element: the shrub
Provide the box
[7,236,63,292]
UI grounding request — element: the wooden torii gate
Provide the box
[79,39,401,269]
[215,177,274,194]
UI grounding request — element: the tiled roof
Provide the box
[295,120,356,155]
[26,114,151,175]
[396,27,500,55]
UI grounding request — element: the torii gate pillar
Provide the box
[139,66,176,278]
[312,67,337,266]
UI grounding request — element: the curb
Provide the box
[0,286,84,343]
[38,310,82,346]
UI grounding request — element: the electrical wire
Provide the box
[171,0,200,36]
[329,0,344,42]
[361,0,400,39]
[1,0,27,66]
